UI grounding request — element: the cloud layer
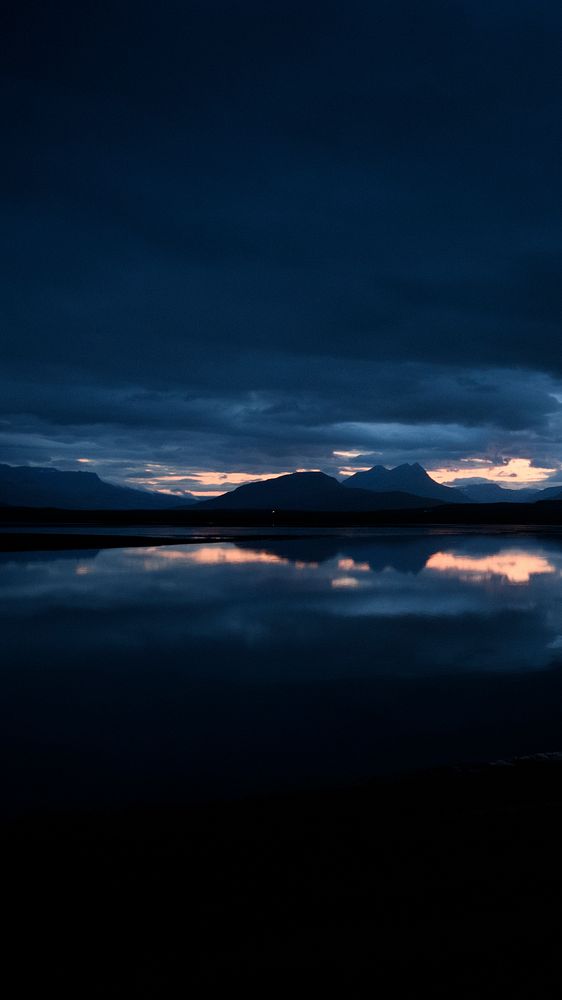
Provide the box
[2,2,562,491]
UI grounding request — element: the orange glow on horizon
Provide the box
[129,470,292,493]
[175,471,290,487]
[188,490,226,498]
[338,466,372,476]
[147,487,225,498]
[426,550,556,584]
[429,457,557,486]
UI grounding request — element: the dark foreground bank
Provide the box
[4,756,562,995]
[2,498,562,529]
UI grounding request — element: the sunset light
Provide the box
[426,550,556,584]
[338,466,372,476]
[6,2,562,984]
[133,545,289,566]
[430,458,557,486]
[338,558,370,572]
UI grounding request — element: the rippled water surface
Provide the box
[3,530,562,814]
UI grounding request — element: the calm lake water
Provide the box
[3,529,562,815]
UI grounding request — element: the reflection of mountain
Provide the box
[0,464,198,510]
[234,537,346,565]
[199,472,445,511]
[233,536,449,574]
[232,536,560,584]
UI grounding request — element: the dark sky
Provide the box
[3,1,562,494]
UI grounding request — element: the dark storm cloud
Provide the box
[2,1,562,484]
[0,362,559,431]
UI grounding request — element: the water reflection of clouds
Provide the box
[128,544,289,566]
[2,538,562,601]
[4,533,562,811]
[338,558,370,573]
[2,536,562,652]
[129,543,561,590]
[1,535,562,684]
[425,550,557,585]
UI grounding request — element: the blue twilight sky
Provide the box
[2,1,562,495]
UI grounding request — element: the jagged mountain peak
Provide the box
[198,470,446,511]
[341,463,463,502]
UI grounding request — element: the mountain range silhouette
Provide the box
[1,461,561,511]
[200,465,562,510]
[199,471,446,511]
[0,464,197,510]
[342,462,462,501]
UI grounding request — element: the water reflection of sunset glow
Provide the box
[426,550,556,584]
[338,558,370,572]
[138,545,288,566]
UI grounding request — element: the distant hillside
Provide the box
[452,482,539,503]
[0,464,198,510]
[536,485,562,502]
[198,471,445,510]
[342,463,467,503]
[444,480,562,504]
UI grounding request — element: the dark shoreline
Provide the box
[3,523,562,553]
[1,497,562,530]
[5,753,562,993]
[0,530,324,552]
[1,498,562,553]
